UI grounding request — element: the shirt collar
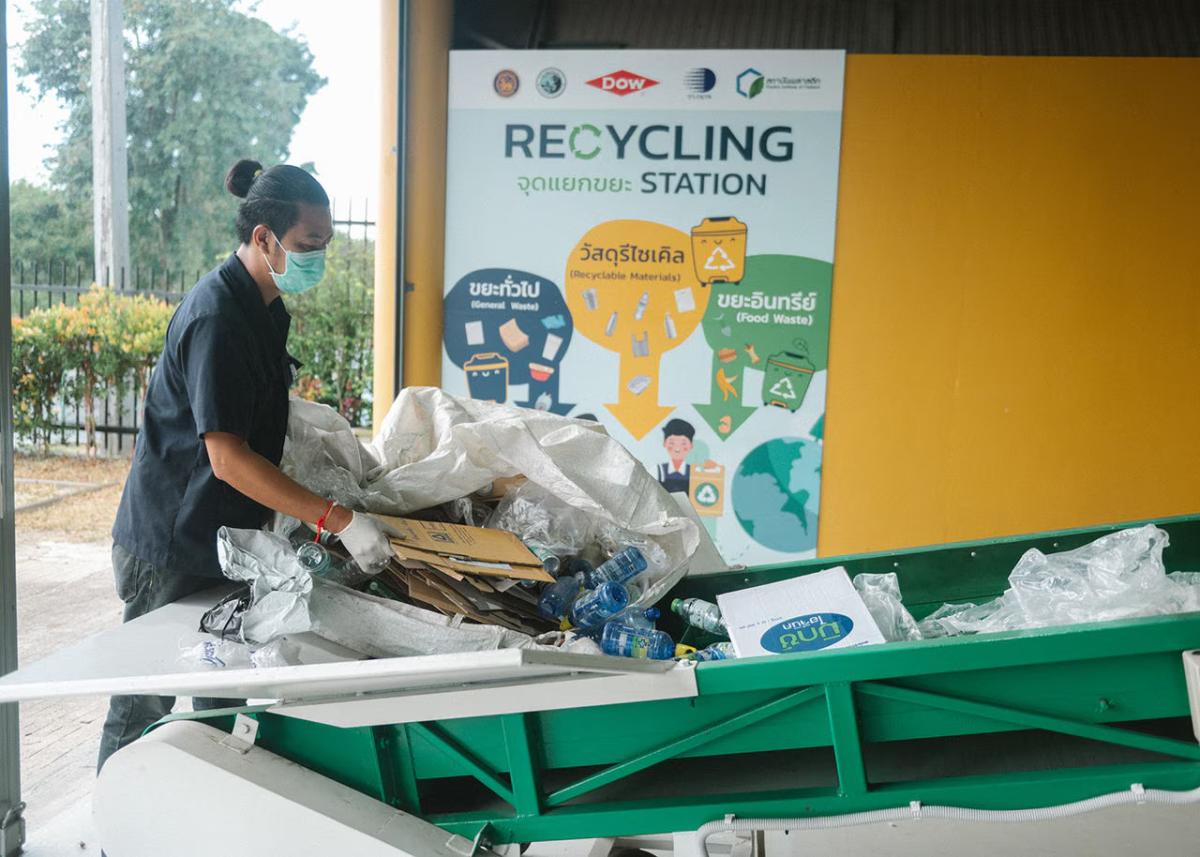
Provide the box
[221,253,290,349]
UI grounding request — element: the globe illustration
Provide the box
[732,436,822,553]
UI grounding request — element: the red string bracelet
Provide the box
[314,500,336,543]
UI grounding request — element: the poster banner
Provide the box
[442,50,845,564]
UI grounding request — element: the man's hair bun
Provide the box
[225,159,264,198]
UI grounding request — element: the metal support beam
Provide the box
[501,714,543,816]
[409,722,515,806]
[546,686,826,808]
[858,682,1200,761]
[0,6,26,853]
[825,682,868,796]
[90,0,130,287]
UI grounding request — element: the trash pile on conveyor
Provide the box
[190,390,1200,670]
[194,388,705,665]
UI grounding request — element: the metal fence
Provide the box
[10,201,375,453]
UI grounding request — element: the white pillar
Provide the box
[91,0,130,288]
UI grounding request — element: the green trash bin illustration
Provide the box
[762,340,815,412]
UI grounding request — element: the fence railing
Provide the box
[10,201,376,453]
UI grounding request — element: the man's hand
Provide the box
[334,512,394,573]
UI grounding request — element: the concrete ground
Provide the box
[15,535,121,856]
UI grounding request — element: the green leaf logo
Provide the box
[749,76,765,99]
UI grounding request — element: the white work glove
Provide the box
[335,512,394,573]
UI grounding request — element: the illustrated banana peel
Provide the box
[716,367,739,401]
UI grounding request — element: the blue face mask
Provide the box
[265,234,326,294]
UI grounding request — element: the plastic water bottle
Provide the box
[671,597,727,634]
[526,541,561,576]
[538,575,581,620]
[563,557,594,580]
[296,542,332,576]
[601,622,675,660]
[691,642,737,662]
[570,582,629,630]
[589,547,649,587]
[621,607,660,629]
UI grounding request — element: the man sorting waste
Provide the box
[98,159,394,771]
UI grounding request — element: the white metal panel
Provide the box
[96,720,498,857]
[0,587,697,721]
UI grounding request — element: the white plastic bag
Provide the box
[278,387,706,610]
[918,525,1200,637]
[852,573,922,642]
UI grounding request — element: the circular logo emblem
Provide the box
[693,482,721,507]
[568,123,602,160]
[536,67,566,98]
[493,69,519,97]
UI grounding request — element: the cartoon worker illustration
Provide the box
[657,418,695,493]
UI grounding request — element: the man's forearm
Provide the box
[210,440,352,532]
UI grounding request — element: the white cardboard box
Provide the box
[717,566,885,657]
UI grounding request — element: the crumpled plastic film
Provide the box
[487,481,594,556]
[217,526,562,657]
[276,387,709,611]
[918,525,1200,638]
[852,573,923,642]
[216,526,312,644]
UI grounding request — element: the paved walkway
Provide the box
[16,536,122,854]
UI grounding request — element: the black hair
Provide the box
[225,159,330,244]
[662,418,695,441]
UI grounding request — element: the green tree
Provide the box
[9,179,93,269]
[16,0,325,273]
[287,238,375,427]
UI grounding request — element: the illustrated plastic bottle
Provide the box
[691,642,737,662]
[538,575,581,620]
[589,547,649,587]
[634,291,650,320]
[600,622,675,660]
[671,597,727,634]
[569,581,629,630]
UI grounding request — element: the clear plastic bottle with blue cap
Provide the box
[537,575,582,620]
[588,547,649,587]
[569,581,629,630]
[600,622,675,660]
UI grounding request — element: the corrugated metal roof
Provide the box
[454,0,1200,55]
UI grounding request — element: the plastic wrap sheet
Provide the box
[218,527,566,658]
[216,527,313,644]
[852,572,922,642]
[919,525,1200,638]
[278,387,708,611]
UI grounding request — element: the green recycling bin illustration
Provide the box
[762,340,816,412]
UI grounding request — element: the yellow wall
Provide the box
[820,55,1200,555]
[387,51,1200,554]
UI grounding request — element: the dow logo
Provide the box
[760,613,853,654]
[586,69,659,96]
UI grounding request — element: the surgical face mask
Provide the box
[264,233,326,294]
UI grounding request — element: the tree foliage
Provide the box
[9,179,94,269]
[287,238,375,427]
[16,0,325,272]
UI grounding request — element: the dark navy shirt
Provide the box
[113,254,294,577]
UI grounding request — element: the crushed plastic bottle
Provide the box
[691,642,737,662]
[563,556,595,580]
[601,622,675,660]
[570,581,629,630]
[671,597,727,635]
[588,547,649,587]
[538,575,582,620]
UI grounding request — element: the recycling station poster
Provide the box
[442,50,845,564]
